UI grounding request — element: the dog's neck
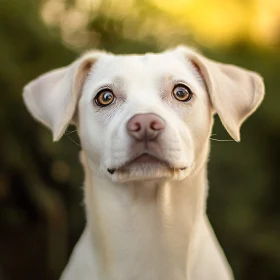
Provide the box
[82,153,208,280]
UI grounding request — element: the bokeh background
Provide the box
[0,0,280,279]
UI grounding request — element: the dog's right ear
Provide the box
[175,46,265,142]
[23,52,103,141]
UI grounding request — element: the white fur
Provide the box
[23,46,265,280]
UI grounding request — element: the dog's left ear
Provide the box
[23,52,103,141]
[175,46,265,141]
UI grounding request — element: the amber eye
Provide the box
[172,84,192,102]
[95,89,115,107]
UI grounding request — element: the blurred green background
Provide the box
[0,0,279,279]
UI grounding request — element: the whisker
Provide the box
[210,138,234,142]
[67,135,81,147]
[64,129,77,135]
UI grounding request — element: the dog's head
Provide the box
[23,46,264,183]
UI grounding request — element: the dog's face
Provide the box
[23,46,265,183]
[79,52,212,182]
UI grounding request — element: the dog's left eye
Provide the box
[95,89,115,107]
[173,84,193,102]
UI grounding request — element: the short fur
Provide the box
[23,46,265,280]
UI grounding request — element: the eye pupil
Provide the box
[95,89,115,107]
[103,92,112,101]
[173,85,192,102]
[176,90,186,98]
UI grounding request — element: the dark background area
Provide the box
[0,0,279,279]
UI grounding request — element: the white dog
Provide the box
[23,46,264,280]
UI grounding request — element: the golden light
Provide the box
[40,0,280,50]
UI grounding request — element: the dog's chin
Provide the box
[110,161,189,183]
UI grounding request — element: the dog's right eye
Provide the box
[172,84,193,102]
[94,89,115,107]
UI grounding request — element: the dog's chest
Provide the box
[94,198,190,280]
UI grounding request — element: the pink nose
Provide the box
[127,113,165,141]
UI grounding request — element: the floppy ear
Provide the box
[23,52,102,141]
[176,46,265,141]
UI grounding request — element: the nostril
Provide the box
[131,122,141,131]
[134,122,141,131]
[129,121,141,132]
[150,120,164,131]
[127,113,165,140]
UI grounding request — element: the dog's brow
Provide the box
[96,76,125,94]
[157,75,184,98]
[112,76,125,89]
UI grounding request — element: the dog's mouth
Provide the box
[107,153,187,175]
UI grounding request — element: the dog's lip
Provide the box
[109,152,187,172]
[126,153,168,166]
